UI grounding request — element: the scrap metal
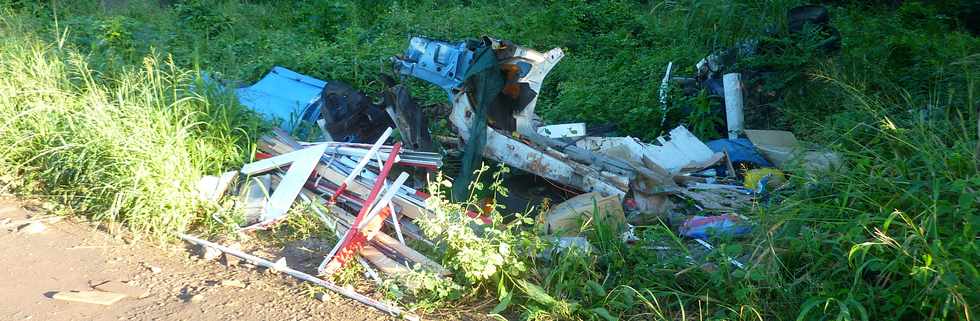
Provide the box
[319,143,402,276]
[393,36,635,197]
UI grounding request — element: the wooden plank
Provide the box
[373,232,449,276]
[92,281,150,299]
[360,245,411,275]
[678,188,753,211]
[52,291,126,305]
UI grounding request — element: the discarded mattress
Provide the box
[235,66,325,131]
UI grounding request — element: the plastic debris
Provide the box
[744,129,800,167]
[743,168,786,191]
[706,138,773,171]
[312,81,395,144]
[545,192,625,236]
[679,214,751,239]
[745,129,842,172]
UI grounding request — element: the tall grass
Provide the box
[769,70,979,320]
[0,12,261,239]
[0,1,976,320]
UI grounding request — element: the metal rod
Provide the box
[658,61,673,129]
[343,128,393,187]
[356,255,384,286]
[178,234,419,321]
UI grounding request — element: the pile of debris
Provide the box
[188,19,840,318]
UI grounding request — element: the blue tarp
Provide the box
[706,138,772,176]
[235,66,326,131]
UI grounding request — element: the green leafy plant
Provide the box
[415,165,541,296]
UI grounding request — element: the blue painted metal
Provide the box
[235,66,326,131]
[392,37,476,93]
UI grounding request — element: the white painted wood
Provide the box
[574,126,714,174]
[359,173,409,229]
[343,128,393,187]
[239,144,328,229]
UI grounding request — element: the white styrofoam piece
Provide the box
[536,123,586,139]
[197,170,239,202]
[574,126,713,174]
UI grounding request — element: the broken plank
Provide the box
[92,280,150,299]
[678,188,753,211]
[372,232,449,276]
[360,245,411,275]
[52,291,126,305]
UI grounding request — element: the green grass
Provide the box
[0,0,977,320]
[0,7,263,239]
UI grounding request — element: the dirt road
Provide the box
[0,198,393,321]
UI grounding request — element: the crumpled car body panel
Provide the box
[394,37,630,196]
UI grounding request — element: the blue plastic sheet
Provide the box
[706,138,772,176]
[235,66,326,131]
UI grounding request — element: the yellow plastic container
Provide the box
[743,168,786,190]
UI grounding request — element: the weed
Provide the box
[0,15,261,240]
[0,1,977,320]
